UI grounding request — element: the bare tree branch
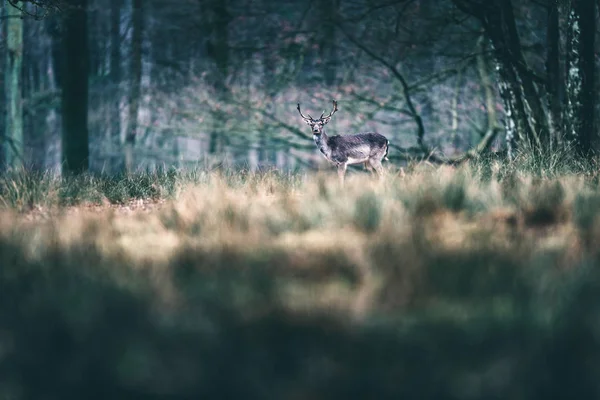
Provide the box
[339,18,500,165]
[5,0,64,20]
[338,24,427,150]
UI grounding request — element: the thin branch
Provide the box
[340,0,415,24]
[247,104,310,142]
[5,0,64,20]
[349,91,413,117]
[339,17,500,165]
[0,14,24,20]
[296,0,315,30]
[338,23,426,149]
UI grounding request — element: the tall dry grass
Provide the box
[2,162,600,398]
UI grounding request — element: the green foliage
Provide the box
[354,191,382,233]
[0,168,185,211]
[506,143,592,178]
[573,191,600,233]
[442,171,467,212]
[0,169,56,210]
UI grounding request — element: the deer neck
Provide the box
[313,130,331,158]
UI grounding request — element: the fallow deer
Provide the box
[297,100,389,184]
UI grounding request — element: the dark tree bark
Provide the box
[484,0,548,153]
[261,0,277,95]
[453,0,552,157]
[61,0,90,174]
[125,0,143,173]
[4,3,24,170]
[46,18,63,89]
[110,0,122,144]
[546,0,562,147]
[209,131,219,155]
[319,0,339,86]
[88,2,102,77]
[565,0,596,156]
[476,34,497,136]
[494,59,529,159]
[22,19,48,170]
[206,0,230,156]
[209,0,230,90]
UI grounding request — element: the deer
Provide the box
[297,100,390,184]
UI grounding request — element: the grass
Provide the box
[2,158,600,398]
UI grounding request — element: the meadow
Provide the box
[1,156,600,398]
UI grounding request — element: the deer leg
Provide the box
[369,159,385,180]
[337,163,347,185]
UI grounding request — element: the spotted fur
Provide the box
[298,100,390,184]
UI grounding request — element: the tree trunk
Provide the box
[209,131,219,155]
[565,0,596,156]
[206,0,230,158]
[319,0,339,86]
[476,34,497,135]
[61,0,90,175]
[23,22,48,172]
[110,0,122,145]
[494,60,527,159]
[4,2,24,170]
[46,18,63,90]
[261,0,277,95]
[450,67,463,147]
[546,0,562,147]
[211,0,229,90]
[454,0,550,157]
[484,0,549,155]
[88,1,101,77]
[125,0,143,173]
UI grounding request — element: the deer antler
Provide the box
[321,100,338,121]
[297,103,313,121]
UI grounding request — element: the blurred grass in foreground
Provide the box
[2,159,600,398]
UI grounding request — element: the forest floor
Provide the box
[1,161,600,398]
[18,197,167,221]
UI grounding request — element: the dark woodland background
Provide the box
[1,0,598,175]
[4,2,600,399]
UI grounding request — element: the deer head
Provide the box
[297,100,338,135]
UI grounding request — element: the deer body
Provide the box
[298,100,389,184]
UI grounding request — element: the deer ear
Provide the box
[322,117,331,124]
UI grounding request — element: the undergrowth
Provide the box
[2,155,600,398]
[0,167,301,211]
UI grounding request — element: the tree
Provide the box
[565,0,596,156]
[206,0,231,156]
[207,0,230,89]
[125,0,143,173]
[318,0,339,86]
[545,0,561,146]
[452,0,597,159]
[60,0,89,174]
[453,0,549,157]
[3,0,24,170]
[110,0,121,145]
